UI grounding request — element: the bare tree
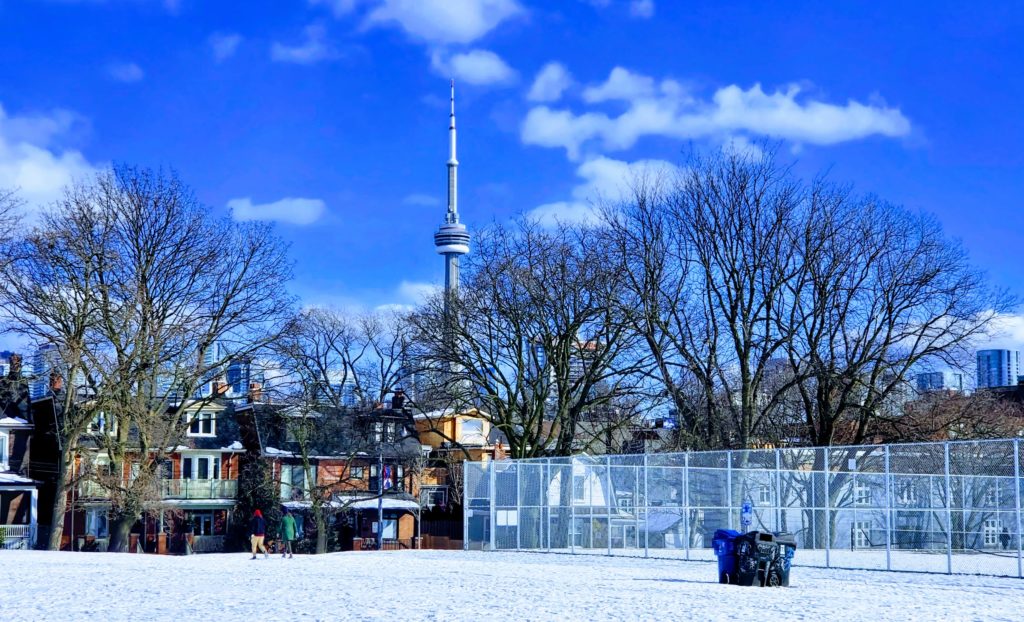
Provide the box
[0,166,294,551]
[785,193,1013,447]
[410,218,652,458]
[269,306,420,553]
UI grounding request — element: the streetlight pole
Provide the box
[377,451,384,551]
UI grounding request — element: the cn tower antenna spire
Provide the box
[447,79,458,225]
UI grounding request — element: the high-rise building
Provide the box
[433,80,470,301]
[976,349,1021,389]
[916,371,965,393]
[30,344,60,400]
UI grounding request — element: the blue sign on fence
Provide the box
[740,499,753,530]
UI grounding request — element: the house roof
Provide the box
[240,403,424,461]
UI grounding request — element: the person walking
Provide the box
[280,508,297,559]
[1000,527,1011,551]
[250,509,268,560]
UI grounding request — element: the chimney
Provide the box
[392,388,406,410]
[8,354,21,378]
[49,371,64,392]
[248,381,263,404]
[212,380,228,396]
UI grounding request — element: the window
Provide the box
[758,485,772,505]
[617,494,634,512]
[88,412,117,435]
[853,521,871,548]
[461,419,485,443]
[281,464,308,500]
[373,422,383,444]
[187,412,215,436]
[854,481,871,505]
[897,481,917,505]
[983,519,1000,547]
[573,475,586,502]
[0,431,8,469]
[350,466,364,480]
[85,508,109,538]
[421,486,448,508]
[182,455,220,480]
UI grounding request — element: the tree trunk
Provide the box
[47,443,76,551]
[314,506,327,554]
[107,514,136,553]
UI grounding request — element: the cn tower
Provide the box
[433,80,470,297]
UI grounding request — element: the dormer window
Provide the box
[187,411,215,437]
[88,412,117,435]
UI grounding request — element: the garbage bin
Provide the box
[773,532,797,587]
[712,529,742,584]
[734,531,795,587]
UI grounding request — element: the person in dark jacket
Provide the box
[279,508,297,559]
[250,509,268,559]
[1000,527,1011,551]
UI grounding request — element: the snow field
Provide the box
[1,549,1022,621]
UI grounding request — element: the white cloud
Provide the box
[0,104,105,220]
[209,32,243,62]
[308,0,363,17]
[107,62,144,83]
[227,197,326,225]
[397,280,440,304]
[271,24,337,64]
[582,67,657,103]
[527,62,573,103]
[527,155,678,225]
[363,0,524,45]
[402,193,441,207]
[431,49,517,86]
[629,0,654,18]
[977,313,1024,352]
[523,67,912,160]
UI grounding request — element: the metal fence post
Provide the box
[684,451,691,561]
[489,459,497,552]
[727,450,734,531]
[944,442,953,574]
[570,460,576,555]
[515,463,521,551]
[884,446,892,571]
[463,460,470,551]
[1014,438,1022,579]
[606,455,613,556]
[643,452,649,559]
[824,447,831,568]
[546,458,552,553]
[775,449,782,532]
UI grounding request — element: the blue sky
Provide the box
[1,0,1022,347]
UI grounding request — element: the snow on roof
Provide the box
[412,408,490,421]
[283,496,420,512]
[0,472,38,485]
[0,416,31,427]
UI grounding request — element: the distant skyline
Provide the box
[0,0,1021,354]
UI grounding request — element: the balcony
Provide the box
[78,479,237,500]
[162,479,237,500]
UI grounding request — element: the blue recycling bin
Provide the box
[712,529,742,584]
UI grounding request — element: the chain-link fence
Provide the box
[464,438,1024,578]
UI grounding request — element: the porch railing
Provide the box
[161,479,238,500]
[1,524,36,549]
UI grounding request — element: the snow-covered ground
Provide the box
[1,549,1022,621]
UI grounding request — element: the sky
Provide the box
[1,0,1022,351]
